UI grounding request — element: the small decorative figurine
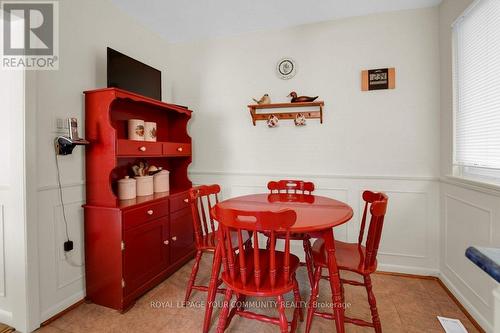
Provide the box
[294,113,306,126]
[267,114,279,128]
[253,94,271,105]
[287,91,318,103]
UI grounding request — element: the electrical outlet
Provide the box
[56,118,64,129]
[55,118,68,134]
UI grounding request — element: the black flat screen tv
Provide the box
[107,47,162,101]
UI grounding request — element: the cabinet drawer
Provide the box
[169,191,190,213]
[117,139,162,156]
[163,142,191,156]
[123,201,169,230]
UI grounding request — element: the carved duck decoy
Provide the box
[288,91,318,103]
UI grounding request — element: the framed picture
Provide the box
[361,68,395,91]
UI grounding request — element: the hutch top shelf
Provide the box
[84,88,193,208]
[83,87,192,116]
[247,101,324,125]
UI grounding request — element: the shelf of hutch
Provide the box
[83,88,195,311]
[247,101,324,125]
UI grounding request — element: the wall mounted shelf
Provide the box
[247,101,324,126]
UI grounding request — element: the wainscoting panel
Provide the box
[440,181,500,332]
[37,184,85,321]
[378,191,428,259]
[190,171,440,274]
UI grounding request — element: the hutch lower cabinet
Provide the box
[83,88,195,311]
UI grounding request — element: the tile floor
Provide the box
[36,255,480,333]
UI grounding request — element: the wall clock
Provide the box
[276,58,297,80]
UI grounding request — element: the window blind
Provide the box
[453,0,500,169]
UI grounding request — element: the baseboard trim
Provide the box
[376,263,440,277]
[439,272,492,333]
[377,270,486,333]
[40,290,85,323]
[40,298,85,327]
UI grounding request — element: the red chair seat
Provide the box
[222,249,300,296]
[311,239,378,274]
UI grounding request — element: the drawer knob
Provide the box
[177,147,183,152]
[183,198,189,203]
[147,210,154,215]
[139,146,147,152]
[164,240,169,245]
[172,236,177,241]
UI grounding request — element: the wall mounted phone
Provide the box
[55,117,89,155]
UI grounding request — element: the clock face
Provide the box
[276,58,296,80]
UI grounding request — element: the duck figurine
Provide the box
[288,91,318,103]
[252,94,271,105]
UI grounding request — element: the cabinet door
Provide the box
[123,217,169,295]
[170,207,194,263]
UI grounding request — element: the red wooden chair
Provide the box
[214,206,303,333]
[305,191,388,333]
[184,185,227,302]
[185,184,252,302]
[267,180,316,287]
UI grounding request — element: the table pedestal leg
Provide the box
[322,229,345,333]
[203,243,222,333]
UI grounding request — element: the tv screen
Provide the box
[107,47,162,100]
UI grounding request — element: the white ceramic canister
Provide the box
[117,176,136,200]
[144,122,157,142]
[153,170,170,193]
[135,175,154,196]
[128,119,145,141]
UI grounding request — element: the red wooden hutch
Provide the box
[83,88,195,311]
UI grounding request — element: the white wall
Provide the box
[170,8,442,274]
[438,1,500,332]
[27,0,174,328]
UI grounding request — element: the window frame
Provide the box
[451,0,500,183]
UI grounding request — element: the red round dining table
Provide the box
[202,193,354,333]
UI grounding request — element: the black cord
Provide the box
[54,138,70,242]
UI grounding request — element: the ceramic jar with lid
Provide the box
[153,170,169,193]
[144,122,157,142]
[135,175,154,196]
[128,119,145,141]
[117,176,136,200]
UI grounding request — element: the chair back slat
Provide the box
[358,201,369,245]
[253,232,261,288]
[358,191,388,269]
[188,184,221,248]
[267,180,315,194]
[225,227,237,281]
[206,195,217,235]
[214,207,296,289]
[237,230,247,285]
[270,230,276,288]
[283,230,290,284]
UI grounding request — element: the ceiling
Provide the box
[111,0,442,44]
